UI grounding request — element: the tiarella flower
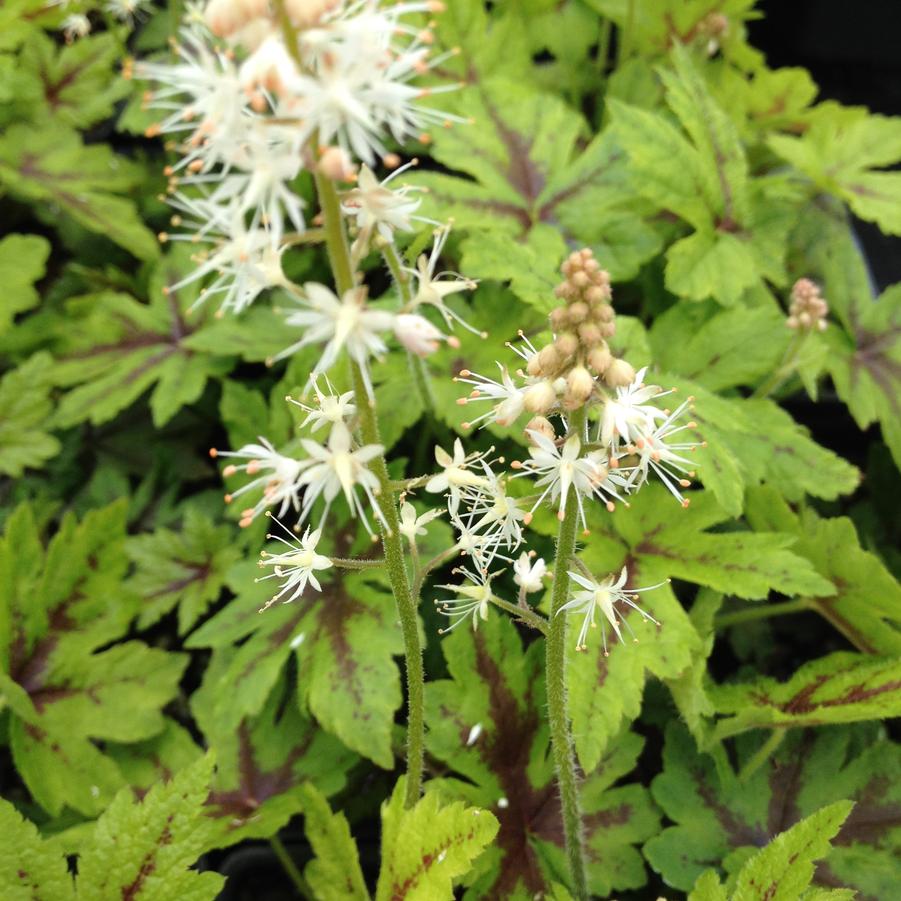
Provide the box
[403,227,481,336]
[597,366,669,449]
[286,378,356,434]
[161,200,286,314]
[457,464,527,551]
[393,313,456,357]
[425,439,491,515]
[622,397,702,507]
[211,439,306,527]
[296,421,386,535]
[449,512,510,573]
[513,552,547,594]
[62,13,91,42]
[105,0,150,24]
[455,364,526,430]
[273,284,395,395]
[341,162,430,252]
[257,518,333,611]
[514,432,630,528]
[398,502,443,543]
[559,567,666,654]
[434,568,495,634]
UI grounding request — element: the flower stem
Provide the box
[314,171,425,807]
[715,598,808,629]
[738,729,785,782]
[546,408,589,899]
[270,835,314,899]
[488,595,549,635]
[751,332,805,398]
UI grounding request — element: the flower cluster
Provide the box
[786,277,829,332]
[428,248,701,647]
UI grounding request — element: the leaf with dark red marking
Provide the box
[187,565,403,768]
[426,615,661,897]
[0,233,50,334]
[710,652,901,739]
[406,77,659,309]
[375,776,498,901]
[48,248,235,429]
[128,506,241,634]
[746,487,901,655]
[645,723,901,899]
[0,502,187,816]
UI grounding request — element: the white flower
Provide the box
[559,567,666,654]
[457,463,527,551]
[296,421,386,535]
[513,553,547,594]
[404,227,481,335]
[622,397,702,507]
[342,162,431,252]
[393,313,455,357]
[449,511,509,573]
[273,284,395,394]
[212,439,306,526]
[398,502,443,542]
[597,366,668,449]
[62,13,91,41]
[257,519,333,611]
[514,432,631,529]
[425,439,491,515]
[455,364,526,430]
[434,568,495,634]
[105,0,150,24]
[287,378,356,435]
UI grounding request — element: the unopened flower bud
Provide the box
[604,358,636,387]
[205,0,269,37]
[577,322,602,345]
[565,366,594,406]
[523,380,557,414]
[525,416,555,443]
[526,354,543,377]
[394,314,447,357]
[318,146,356,181]
[537,344,561,374]
[285,0,340,28]
[554,332,578,358]
[568,301,588,323]
[588,344,612,374]
[549,307,569,330]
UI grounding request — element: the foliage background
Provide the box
[1,0,899,898]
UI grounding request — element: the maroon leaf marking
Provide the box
[387,829,477,900]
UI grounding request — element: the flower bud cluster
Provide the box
[786,278,829,332]
[524,249,635,414]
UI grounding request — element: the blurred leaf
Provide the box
[0,233,50,333]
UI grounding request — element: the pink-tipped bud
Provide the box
[565,365,594,406]
[394,313,447,357]
[587,344,612,374]
[525,416,555,443]
[318,146,356,181]
[604,358,636,387]
[523,380,557,415]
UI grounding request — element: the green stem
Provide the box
[715,598,808,629]
[751,332,805,398]
[313,171,425,807]
[270,835,314,899]
[739,730,785,782]
[546,408,589,900]
[489,595,549,634]
[383,243,435,411]
[329,556,386,570]
[413,546,460,600]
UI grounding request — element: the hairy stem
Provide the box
[739,729,785,782]
[314,172,425,807]
[488,595,549,634]
[751,331,805,399]
[546,408,589,899]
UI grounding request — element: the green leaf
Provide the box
[128,506,240,633]
[0,353,61,476]
[0,502,187,816]
[646,723,900,898]
[729,801,852,901]
[407,77,659,306]
[19,31,131,128]
[193,670,356,849]
[0,233,50,333]
[76,755,224,900]
[0,798,75,901]
[710,652,901,739]
[426,615,661,897]
[664,229,759,306]
[375,777,499,901]
[297,783,369,901]
[188,567,404,769]
[746,487,901,654]
[49,252,235,428]
[770,113,901,234]
[0,123,158,259]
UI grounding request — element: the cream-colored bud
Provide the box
[595,303,614,322]
[554,332,578,358]
[600,322,616,338]
[549,307,569,330]
[588,344,612,374]
[578,322,602,345]
[525,416,555,443]
[568,301,588,323]
[318,146,356,181]
[604,358,636,387]
[538,344,561,374]
[526,354,543,377]
[523,380,557,414]
[566,366,594,405]
[285,0,339,27]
